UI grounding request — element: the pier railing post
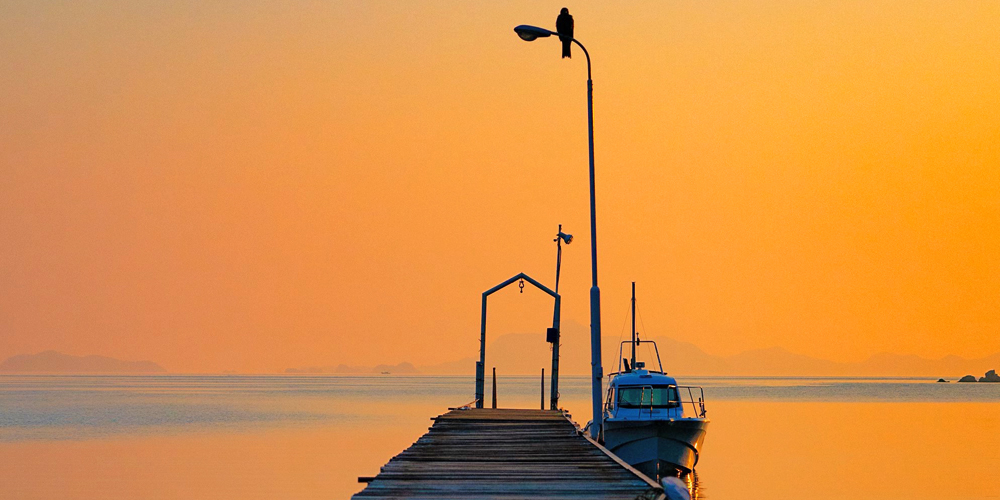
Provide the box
[492,367,497,409]
[541,368,545,410]
[475,361,484,408]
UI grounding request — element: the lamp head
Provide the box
[557,232,573,244]
[514,25,554,42]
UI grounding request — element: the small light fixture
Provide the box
[514,25,555,42]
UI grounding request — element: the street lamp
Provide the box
[514,23,602,439]
[553,226,573,296]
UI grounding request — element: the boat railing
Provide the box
[677,385,707,418]
[615,340,664,374]
[604,385,615,417]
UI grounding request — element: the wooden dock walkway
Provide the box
[352,408,665,500]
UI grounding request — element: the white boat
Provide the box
[598,283,709,479]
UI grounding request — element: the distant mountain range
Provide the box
[7,339,995,378]
[0,351,167,373]
[284,361,420,374]
[293,332,1000,378]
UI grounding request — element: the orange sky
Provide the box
[1,1,998,373]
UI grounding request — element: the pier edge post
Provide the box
[492,367,497,409]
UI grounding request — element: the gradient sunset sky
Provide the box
[2,1,998,373]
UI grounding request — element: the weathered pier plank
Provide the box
[352,408,664,500]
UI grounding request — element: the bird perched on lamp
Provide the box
[556,8,573,58]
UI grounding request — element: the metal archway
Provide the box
[475,272,561,409]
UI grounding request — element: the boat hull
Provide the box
[603,418,708,477]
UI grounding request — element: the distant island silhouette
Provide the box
[0,351,166,373]
[958,370,1000,383]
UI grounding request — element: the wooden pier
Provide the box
[352,408,665,500]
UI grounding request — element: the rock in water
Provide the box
[936,378,948,383]
[982,369,1000,383]
[958,375,978,383]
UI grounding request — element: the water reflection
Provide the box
[0,375,997,499]
[658,468,702,500]
[683,470,702,499]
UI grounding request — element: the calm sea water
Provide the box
[1,375,998,499]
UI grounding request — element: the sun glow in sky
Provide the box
[1,1,998,373]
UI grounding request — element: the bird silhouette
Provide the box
[556,8,574,59]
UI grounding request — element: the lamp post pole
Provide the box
[581,43,604,441]
[513,25,602,439]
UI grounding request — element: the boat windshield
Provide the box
[617,385,679,408]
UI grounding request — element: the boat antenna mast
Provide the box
[631,281,637,370]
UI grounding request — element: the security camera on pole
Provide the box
[549,225,572,410]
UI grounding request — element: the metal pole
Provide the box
[577,42,603,440]
[551,224,562,411]
[631,281,636,368]
[492,367,497,409]
[541,368,545,410]
[550,295,561,410]
[476,294,488,408]
[555,224,563,294]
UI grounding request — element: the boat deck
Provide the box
[352,408,664,500]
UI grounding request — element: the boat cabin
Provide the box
[605,362,687,420]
